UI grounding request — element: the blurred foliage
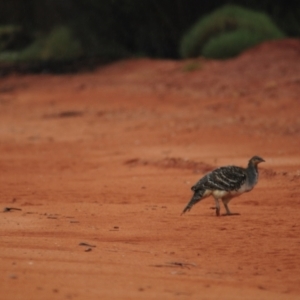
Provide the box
[0,0,298,67]
[0,25,32,52]
[40,26,83,61]
[229,0,300,36]
[180,5,285,59]
[182,60,204,72]
[0,26,82,62]
[202,29,278,59]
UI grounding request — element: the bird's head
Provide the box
[249,156,265,166]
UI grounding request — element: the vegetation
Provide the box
[39,26,82,61]
[0,1,298,70]
[180,5,285,59]
[0,26,82,63]
[182,60,203,72]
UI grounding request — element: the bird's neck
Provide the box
[246,162,259,186]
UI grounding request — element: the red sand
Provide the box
[1,39,300,300]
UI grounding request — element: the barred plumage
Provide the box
[181,156,265,216]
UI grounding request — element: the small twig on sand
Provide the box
[167,261,197,268]
[79,242,96,248]
[152,261,197,269]
[3,207,22,212]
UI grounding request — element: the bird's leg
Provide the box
[213,197,220,216]
[222,200,240,216]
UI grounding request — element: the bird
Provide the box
[181,156,265,216]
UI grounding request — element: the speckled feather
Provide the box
[191,166,247,193]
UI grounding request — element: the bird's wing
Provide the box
[192,166,246,192]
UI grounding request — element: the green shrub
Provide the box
[0,25,21,51]
[202,29,266,59]
[180,5,285,59]
[17,38,44,61]
[0,25,83,63]
[40,26,83,61]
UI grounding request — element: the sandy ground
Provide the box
[1,39,300,300]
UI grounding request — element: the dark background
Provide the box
[0,0,299,59]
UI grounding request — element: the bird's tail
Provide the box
[181,190,204,215]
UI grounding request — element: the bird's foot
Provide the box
[210,207,220,216]
[221,212,240,216]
